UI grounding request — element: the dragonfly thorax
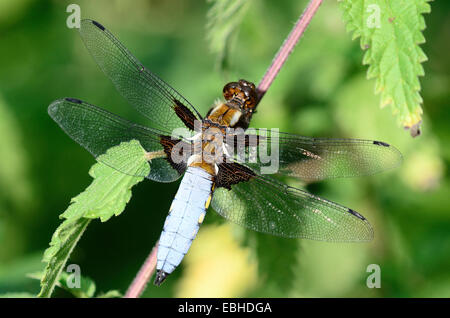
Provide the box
[187,122,229,176]
[206,102,243,127]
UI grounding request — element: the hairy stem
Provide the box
[124,0,322,299]
[256,0,323,102]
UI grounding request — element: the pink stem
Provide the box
[257,0,323,102]
[124,241,158,298]
[123,0,323,299]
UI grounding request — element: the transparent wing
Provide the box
[78,19,202,133]
[211,163,373,241]
[232,130,402,181]
[48,97,182,182]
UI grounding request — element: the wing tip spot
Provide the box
[348,208,366,221]
[65,97,83,104]
[373,140,390,147]
[92,20,105,31]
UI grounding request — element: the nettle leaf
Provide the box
[38,140,149,298]
[30,271,96,298]
[206,0,250,72]
[38,218,91,298]
[339,0,431,137]
[61,140,149,222]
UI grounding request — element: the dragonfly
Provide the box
[48,19,402,286]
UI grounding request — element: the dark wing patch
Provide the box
[159,135,191,175]
[215,162,256,190]
[173,99,198,131]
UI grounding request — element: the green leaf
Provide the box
[61,140,149,222]
[206,0,250,72]
[339,0,431,136]
[97,290,122,298]
[31,271,121,298]
[38,218,91,298]
[31,271,96,298]
[38,140,149,298]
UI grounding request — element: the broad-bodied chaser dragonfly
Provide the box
[48,20,402,286]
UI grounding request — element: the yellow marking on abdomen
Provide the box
[198,212,206,224]
[205,194,212,209]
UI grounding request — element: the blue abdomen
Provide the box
[155,166,213,285]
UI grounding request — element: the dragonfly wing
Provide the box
[48,97,185,182]
[78,19,202,133]
[211,163,373,241]
[234,130,402,181]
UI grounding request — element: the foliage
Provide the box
[206,0,251,73]
[29,271,121,298]
[38,218,90,297]
[339,0,431,136]
[38,141,148,297]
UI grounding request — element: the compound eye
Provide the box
[240,84,254,99]
[223,82,239,101]
[238,79,256,90]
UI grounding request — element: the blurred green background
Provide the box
[0,0,449,298]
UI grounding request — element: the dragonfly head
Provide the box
[223,79,257,112]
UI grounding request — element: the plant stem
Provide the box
[124,241,158,298]
[256,0,323,102]
[123,0,323,299]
